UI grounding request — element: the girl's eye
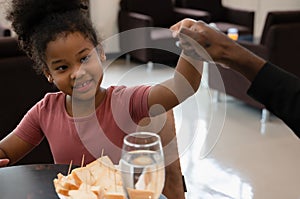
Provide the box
[80,55,91,64]
[56,65,68,71]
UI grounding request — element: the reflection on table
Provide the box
[0,164,71,199]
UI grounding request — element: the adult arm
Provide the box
[170,18,300,136]
[248,62,300,137]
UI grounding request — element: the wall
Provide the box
[90,0,300,52]
[223,0,300,37]
[0,0,122,52]
[90,0,121,53]
[0,1,10,27]
[1,0,300,52]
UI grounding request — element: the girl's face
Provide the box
[44,32,105,101]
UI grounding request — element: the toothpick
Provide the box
[99,149,104,167]
[67,160,73,176]
[101,149,104,157]
[81,154,85,168]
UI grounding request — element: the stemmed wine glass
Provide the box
[120,132,165,199]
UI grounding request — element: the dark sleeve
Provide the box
[247,62,300,137]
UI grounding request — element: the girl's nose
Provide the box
[70,64,86,80]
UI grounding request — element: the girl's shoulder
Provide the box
[37,91,65,110]
[107,85,126,93]
[43,91,65,101]
[104,85,151,105]
[107,85,151,96]
[23,92,65,123]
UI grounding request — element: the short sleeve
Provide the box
[129,85,151,120]
[13,101,44,146]
[110,85,151,123]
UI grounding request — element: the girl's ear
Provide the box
[96,45,106,62]
[43,69,53,83]
[100,52,106,62]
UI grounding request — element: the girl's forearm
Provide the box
[0,147,10,167]
[0,147,8,159]
[175,52,203,93]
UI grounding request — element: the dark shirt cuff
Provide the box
[247,62,293,104]
[247,62,300,136]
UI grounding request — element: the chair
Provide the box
[239,10,300,79]
[208,10,300,119]
[0,24,11,37]
[241,10,300,77]
[118,0,211,65]
[0,37,56,165]
[175,0,255,40]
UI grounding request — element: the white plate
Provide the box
[57,194,67,199]
[58,193,167,199]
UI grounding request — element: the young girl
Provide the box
[0,0,202,167]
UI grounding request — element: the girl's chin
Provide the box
[71,90,98,102]
[69,84,102,102]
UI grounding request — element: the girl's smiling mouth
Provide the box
[73,80,94,92]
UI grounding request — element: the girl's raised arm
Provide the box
[148,53,202,116]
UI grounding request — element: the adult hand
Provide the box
[170,18,266,81]
[170,18,235,66]
[0,158,10,167]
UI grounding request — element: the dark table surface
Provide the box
[0,164,72,199]
[0,164,167,199]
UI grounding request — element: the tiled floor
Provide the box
[102,58,300,199]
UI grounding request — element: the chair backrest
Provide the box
[120,0,176,27]
[259,11,300,77]
[0,37,56,165]
[0,24,11,37]
[260,11,300,45]
[0,37,25,58]
[180,0,224,21]
[265,23,300,77]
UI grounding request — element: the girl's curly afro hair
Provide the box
[6,0,100,74]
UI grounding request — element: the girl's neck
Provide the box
[65,87,106,117]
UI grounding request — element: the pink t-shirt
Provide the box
[14,85,150,165]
